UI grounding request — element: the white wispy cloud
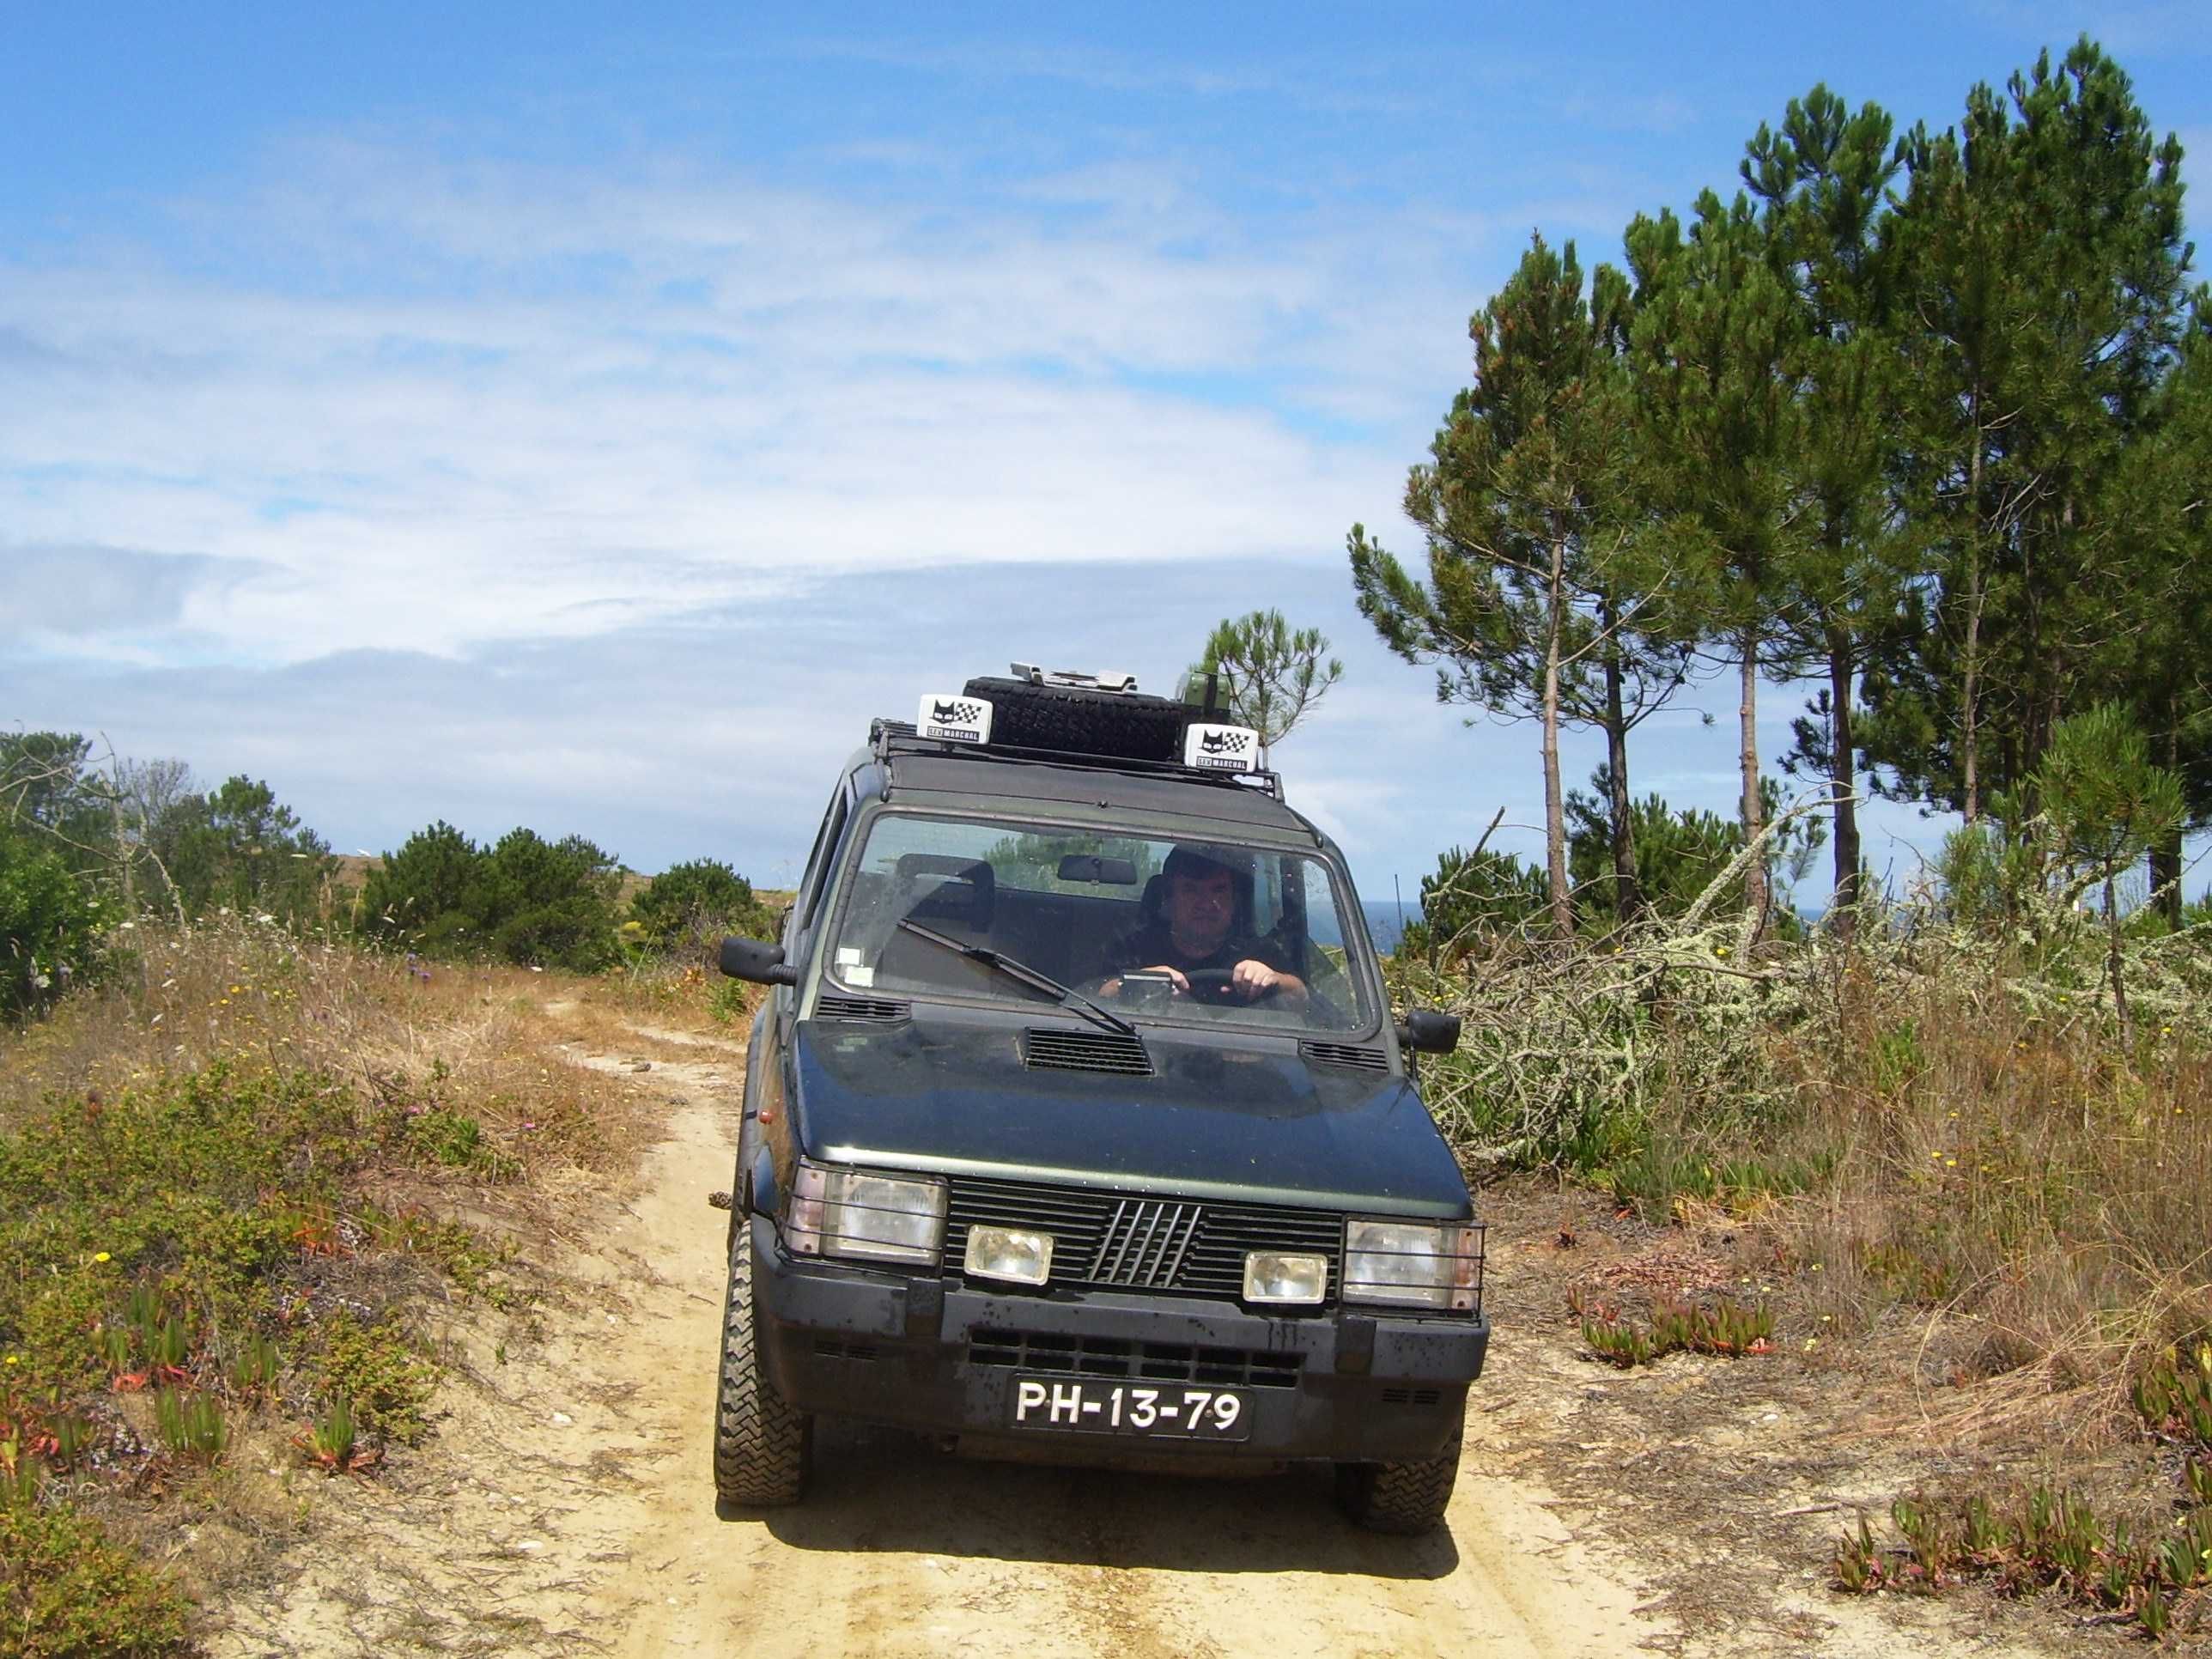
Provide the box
[0,133,1528,673]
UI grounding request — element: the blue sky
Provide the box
[4,3,2209,906]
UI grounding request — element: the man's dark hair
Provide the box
[1162,844,1242,884]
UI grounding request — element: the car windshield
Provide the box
[823,811,1376,1034]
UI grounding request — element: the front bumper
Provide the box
[746,1214,1489,1464]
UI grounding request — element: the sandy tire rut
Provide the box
[211,1020,2002,1658]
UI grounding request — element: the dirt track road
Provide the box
[215,1023,2003,1659]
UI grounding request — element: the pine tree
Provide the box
[1863,40,2193,820]
[1742,88,1919,933]
[1624,191,1806,932]
[1189,610,1344,769]
[1352,234,1676,939]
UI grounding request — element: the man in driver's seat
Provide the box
[1097,845,1308,1008]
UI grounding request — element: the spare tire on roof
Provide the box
[962,676,1189,763]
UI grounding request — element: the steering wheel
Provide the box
[1180,968,1282,1004]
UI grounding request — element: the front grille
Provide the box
[1088,1198,1202,1287]
[1022,1028,1153,1076]
[945,1175,1343,1302]
[1300,1041,1389,1073]
[1379,1386,1443,1407]
[817,995,911,1022]
[967,1329,1303,1389]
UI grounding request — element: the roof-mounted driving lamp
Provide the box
[916,693,994,745]
[1182,721,1262,774]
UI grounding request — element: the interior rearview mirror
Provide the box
[720,935,799,986]
[1056,854,1139,884]
[1396,1008,1462,1054]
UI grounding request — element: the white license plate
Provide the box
[1007,1374,1253,1440]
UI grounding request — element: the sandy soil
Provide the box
[207,1017,2051,1659]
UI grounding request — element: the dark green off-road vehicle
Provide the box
[713,666,1486,1533]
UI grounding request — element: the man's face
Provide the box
[1166,866,1235,954]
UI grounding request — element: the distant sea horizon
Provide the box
[1362,896,1418,955]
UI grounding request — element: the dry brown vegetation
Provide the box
[0,917,746,1655]
[1400,883,2212,1638]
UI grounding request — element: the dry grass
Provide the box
[1410,888,2212,1459]
[0,917,732,1651]
[1761,951,2212,1448]
[0,915,732,1182]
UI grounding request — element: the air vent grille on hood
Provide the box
[817,995,911,1022]
[1299,1041,1389,1073]
[1023,1028,1153,1077]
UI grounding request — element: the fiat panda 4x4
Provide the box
[712,666,1486,1533]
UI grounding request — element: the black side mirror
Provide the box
[720,936,799,986]
[1396,1008,1462,1054]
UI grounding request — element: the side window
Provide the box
[784,787,851,951]
[1297,859,1354,1010]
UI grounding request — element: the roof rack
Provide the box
[869,719,1286,803]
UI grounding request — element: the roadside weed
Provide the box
[153,1389,228,1463]
[1577,1293,1775,1369]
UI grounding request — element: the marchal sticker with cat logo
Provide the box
[916,693,994,744]
[1182,722,1260,772]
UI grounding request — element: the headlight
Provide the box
[1244,1251,1328,1304]
[1343,1218,1481,1312]
[787,1160,947,1266]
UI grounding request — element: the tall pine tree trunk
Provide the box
[2151,700,2185,927]
[1541,532,1573,941]
[2107,872,2132,1049]
[1960,411,1985,823]
[1826,630,1860,939]
[1738,633,1770,935]
[1600,598,1641,924]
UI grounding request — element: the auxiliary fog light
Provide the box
[964,1224,1054,1286]
[1244,1251,1329,1305]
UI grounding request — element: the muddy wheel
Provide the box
[1335,1416,1462,1534]
[713,1225,811,1506]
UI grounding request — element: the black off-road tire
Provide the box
[713,1226,811,1507]
[1335,1416,1462,1534]
[963,676,1189,763]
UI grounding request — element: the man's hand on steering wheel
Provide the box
[1121,962,1306,1006]
[1231,959,1288,1000]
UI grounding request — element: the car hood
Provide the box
[790,1014,1469,1216]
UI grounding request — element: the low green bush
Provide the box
[0,1501,194,1658]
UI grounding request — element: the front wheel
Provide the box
[1335,1416,1462,1534]
[713,1225,811,1506]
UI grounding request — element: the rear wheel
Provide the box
[1335,1416,1462,1534]
[713,1225,811,1506]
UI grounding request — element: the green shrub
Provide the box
[314,1310,438,1443]
[0,835,112,1020]
[0,1500,195,1657]
[358,822,623,971]
[629,858,775,955]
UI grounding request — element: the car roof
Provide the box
[849,744,1328,845]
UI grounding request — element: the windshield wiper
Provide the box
[894,918,1136,1037]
